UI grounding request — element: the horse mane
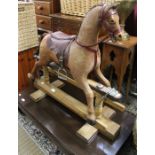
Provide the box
[88,3,106,11]
[86,2,117,15]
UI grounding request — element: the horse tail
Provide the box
[39,32,48,42]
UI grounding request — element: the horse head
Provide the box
[99,3,123,41]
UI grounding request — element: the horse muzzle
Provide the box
[115,33,124,41]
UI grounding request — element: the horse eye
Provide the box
[109,19,115,24]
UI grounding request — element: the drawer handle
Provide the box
[39,20,44,24]
[37,6,43,10]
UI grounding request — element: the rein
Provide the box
[76,36,107,48]
[99,4,121,35]
[76,3,120,50]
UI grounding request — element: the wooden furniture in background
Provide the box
[18,2,39,51]
[35,2,108,36]
[36,14,52,30]
[59,0,109,17]
[50,13,108,36]
[51,13,83,34]
[18,2,39,92]
[101,36,137,98]
[34,0,60,31]
[18,47,38,92]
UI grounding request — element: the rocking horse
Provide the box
[28,3,123,124]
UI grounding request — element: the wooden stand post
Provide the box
[95,99,104,119]
[42,66,50,83]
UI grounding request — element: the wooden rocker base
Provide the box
[34,79,120,140]
[19,85,135,155]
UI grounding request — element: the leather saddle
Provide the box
[46,31,76,67]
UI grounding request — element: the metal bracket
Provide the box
[58,56,68,80]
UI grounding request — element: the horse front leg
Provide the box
[95,66,111,87]
[75,77,96,124]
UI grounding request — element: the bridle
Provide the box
[76,3,122,69]
[99,4,122,36]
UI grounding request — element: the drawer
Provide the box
[35,0,60,16]
[35,1,50,16]
[36,15,52,30]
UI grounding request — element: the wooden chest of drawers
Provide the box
[51,13,83,34]
[34,0,60,31]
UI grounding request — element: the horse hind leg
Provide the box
[28,57,48,81]
[28,33,55,81]
[28,60,41,81]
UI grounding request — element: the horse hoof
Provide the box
[106,81,111,87]
[27,73,34,81]
[96,115,102,119]
[27,73,35,83]
[86,119,96,125]
[86,114,96,125]
[27,73,32,79]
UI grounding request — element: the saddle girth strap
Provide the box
[63,39,74,69]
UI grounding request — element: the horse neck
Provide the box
[77,6,101,45]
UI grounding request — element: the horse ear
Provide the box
[111,2,120,10]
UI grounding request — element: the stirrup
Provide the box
[58,67,68,80]
[57,55,68,80]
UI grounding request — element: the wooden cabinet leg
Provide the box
[115,57,128,93]
[126,48,135,100]
[116,70,124,92]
